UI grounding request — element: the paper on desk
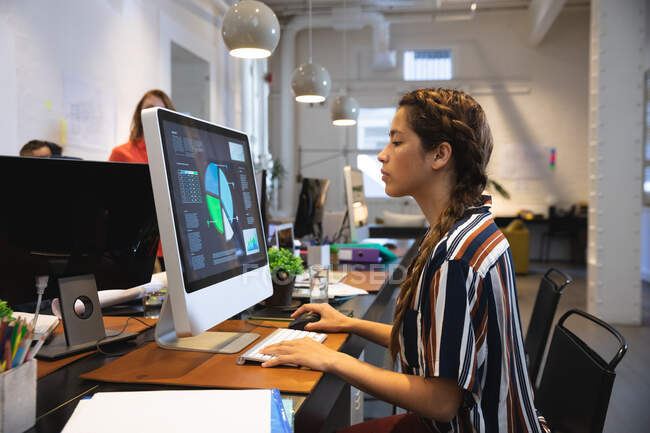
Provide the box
[294,283,368,299]
[62,389,272,433]
[51,272,168,318]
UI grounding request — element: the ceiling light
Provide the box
[331,0,357,126]
[291,0,331,103]
[291,63,331,103]
[470,3,477,11]
[331,95,359,126]
[222,0,280,59]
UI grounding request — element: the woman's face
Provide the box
[142,94,165,110]
[377,107,433,198]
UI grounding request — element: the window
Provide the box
[355,108,396,198]
[403,49,452,81]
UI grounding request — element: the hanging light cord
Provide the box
[343,0,347,93]
[308,0,313,64]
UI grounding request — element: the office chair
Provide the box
[524,268,572,387]
[535,309,627,433]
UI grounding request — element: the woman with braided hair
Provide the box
[261,88,548,433]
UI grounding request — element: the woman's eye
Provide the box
[392,141,402,146]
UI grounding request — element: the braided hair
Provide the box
[389,88,494,362]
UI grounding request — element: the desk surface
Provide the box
[30,241,418,433]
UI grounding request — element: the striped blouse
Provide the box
[399,196,545,433]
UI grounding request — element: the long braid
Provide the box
[389,88,493,362]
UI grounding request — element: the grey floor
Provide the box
[364,262,650,432]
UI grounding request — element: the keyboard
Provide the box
[237,328,327,365]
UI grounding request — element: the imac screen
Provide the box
[157,112,267,294]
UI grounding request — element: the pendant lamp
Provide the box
[331,95,359,126]
[330,0,358,125]
[291,0,331,103]
[222,0,281,59]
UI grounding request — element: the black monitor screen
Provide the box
[294,178,330,239]
[157,111,267,294]
[0,156,159,308]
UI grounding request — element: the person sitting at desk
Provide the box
[261,88,549,433]
[109,89,175,163]
[20,140,63,157]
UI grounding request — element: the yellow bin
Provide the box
[502,219,529,275]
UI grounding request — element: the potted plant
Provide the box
[329,245,339,265]
[266,247,304,307]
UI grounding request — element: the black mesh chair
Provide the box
[524,268,572,387]
[535,309,627,433]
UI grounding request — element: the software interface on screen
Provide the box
[160,118,266,293]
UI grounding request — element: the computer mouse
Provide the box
[288,312,321,331]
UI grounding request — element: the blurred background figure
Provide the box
[109,89,176,163]
[20,140,63,157]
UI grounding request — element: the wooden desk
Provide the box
[29,243,418,433]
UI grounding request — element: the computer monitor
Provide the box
[343,166,369,242]
[293,177,330,242]
[0,156,159,309]
[142,107,272,354]
[275,223,294,250]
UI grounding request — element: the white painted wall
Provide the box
[269,7,590,223]
[0,0,238,160]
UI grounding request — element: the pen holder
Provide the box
[0,359,36,433]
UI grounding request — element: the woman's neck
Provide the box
[412,174,454,228]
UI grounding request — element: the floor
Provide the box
[363,262,650,432]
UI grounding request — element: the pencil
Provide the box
[15,325,33,366]
[4,340,12,371]
[0,316,8,351]
[12,318,25,358]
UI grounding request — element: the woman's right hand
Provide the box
[291,303,354,333]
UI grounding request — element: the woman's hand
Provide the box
[260,337,345,371]
[291,303,353,332]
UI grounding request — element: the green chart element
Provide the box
[206,194,224,234]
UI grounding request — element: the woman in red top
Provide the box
[110,90,175,265]
[109,89,176,163]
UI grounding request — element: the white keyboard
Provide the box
[237,328,327,365]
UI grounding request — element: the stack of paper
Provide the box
[12,312,59,340]
[62,389,290,433]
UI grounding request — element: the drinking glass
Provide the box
[309,264,329,304]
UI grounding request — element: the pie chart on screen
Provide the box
[205,163,235,241]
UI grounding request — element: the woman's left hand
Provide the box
[260,337,343,371]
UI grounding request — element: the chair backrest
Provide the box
[525,268,572,386]
[535,309,627,433]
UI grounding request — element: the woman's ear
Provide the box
[431,142,452,170]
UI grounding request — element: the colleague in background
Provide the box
[20,140,63,157]
[110,89,175,270]
[261,88,549,433]
[109,89,175,163]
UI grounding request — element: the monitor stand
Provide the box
[37,274,137,360]
[155,297,259,354]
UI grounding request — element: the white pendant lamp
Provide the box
[291,0,331,103]
[331,95,359,126]
[222,0,281,59]
[331,0,358,125]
